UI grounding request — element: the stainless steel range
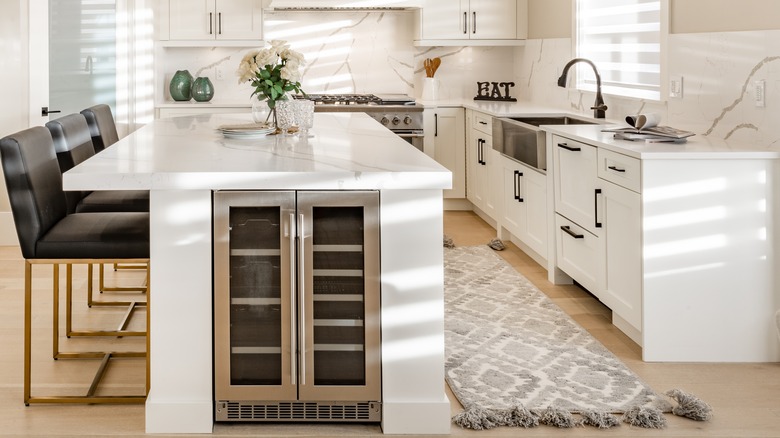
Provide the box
[299,94,424,151]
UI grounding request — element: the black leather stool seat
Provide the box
[36,212,149,259]
[46,113,149,214]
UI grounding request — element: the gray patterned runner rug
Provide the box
[444,246,672,427]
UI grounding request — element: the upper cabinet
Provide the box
[414,0,527,46]
[159,0,264,46]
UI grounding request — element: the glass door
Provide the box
[49,0,117,117]
[297,191,381,402]
[214,191,297,401]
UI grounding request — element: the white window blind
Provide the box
[576,0,663,100]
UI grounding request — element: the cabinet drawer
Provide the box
[472,112,492,135]
[598,149,641,193]
[555,214,601,295]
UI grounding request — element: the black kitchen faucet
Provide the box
[557,58,608,119]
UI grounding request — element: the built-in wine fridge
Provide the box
[213,191,381,422]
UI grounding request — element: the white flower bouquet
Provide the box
[237,40,306,122]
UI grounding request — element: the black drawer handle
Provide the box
[479,121,488,125]
[595,188,602,228]
[514,170,524,202]
[608,165,626,173]
[561,225,584,239]
[558,143,581,152]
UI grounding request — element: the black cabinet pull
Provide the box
[558,142,581,152]
[477,139,484,165]
[479,120,488,125]
[472,11,477,34]
[608,165,626,173]
[218,12,222,35]
[434,113,438,137]
[561,225,584,239]
[514,170,524,202]
[594,188,603,228]
[463,12,467,34]
[209,12,213,34]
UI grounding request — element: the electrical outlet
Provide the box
[216,66,225,81]
[755,80,766,107]
[669,76,683,98]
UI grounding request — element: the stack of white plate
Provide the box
[217,123,276,139]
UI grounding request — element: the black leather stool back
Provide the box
[0,127,68,259]
[46,114,95,213]
[80,104,119,152]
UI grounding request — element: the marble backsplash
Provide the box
[158,11,779,147]
[515,31,780,147]
[158,10,515,105]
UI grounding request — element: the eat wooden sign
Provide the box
[474,81,517,102]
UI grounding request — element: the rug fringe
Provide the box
[581,410,621,429]
[452,407,503,430]
[487,238,505,251]
[537,406,580,428]
[665,388,713,421]
[506,405,539,428]
[622,406,667,428]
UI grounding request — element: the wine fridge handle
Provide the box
[288,213,296,385]
[298,213,306,386]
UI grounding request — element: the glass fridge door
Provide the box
[296,191,381,402]
[214,191,297,401]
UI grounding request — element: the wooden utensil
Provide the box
[424,58,432,78]
[430,57,441,77]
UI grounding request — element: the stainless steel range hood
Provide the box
[267,0,420,11]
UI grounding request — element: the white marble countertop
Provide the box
[63,112,452,191]
[543,124,780,160]
[419,98,780,160]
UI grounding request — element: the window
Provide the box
[575,0,666,100]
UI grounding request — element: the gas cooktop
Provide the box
[297,94,416,106]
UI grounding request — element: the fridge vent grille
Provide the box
[221,401,380,422]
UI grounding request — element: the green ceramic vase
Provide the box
[169,70,193,101]
[191,77,214,102]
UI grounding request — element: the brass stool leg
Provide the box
[25,259,148,405]
[24,261,32,405]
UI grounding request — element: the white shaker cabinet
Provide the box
[551,134,641,338]
[426,107,466,199]
[466,110,499,219]
[553,137,601,236]
[501,156,547,259]
[415,0,527,44]
[168,0,263,42]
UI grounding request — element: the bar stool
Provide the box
[0,126,149,405]
[80,105,149,278]
[80,104,119,153]
[46,113,149,315]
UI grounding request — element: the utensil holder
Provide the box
[422,78,439,101]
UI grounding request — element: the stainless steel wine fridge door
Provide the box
[297,191,381,402]
[214,191,297,401]
[214,190,381,409]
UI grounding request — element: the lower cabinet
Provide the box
[213,190,381,422]
[466,109,500,218]
[552,133,643,338]
[600,179,641,332]
[429,107,465,199]
[501,155,547,259]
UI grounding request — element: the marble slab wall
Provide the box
[514,31,780,147]
[158,11,514,105]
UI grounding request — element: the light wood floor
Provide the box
[0,210,778,437]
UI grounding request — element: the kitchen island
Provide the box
[63,112,452,434]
